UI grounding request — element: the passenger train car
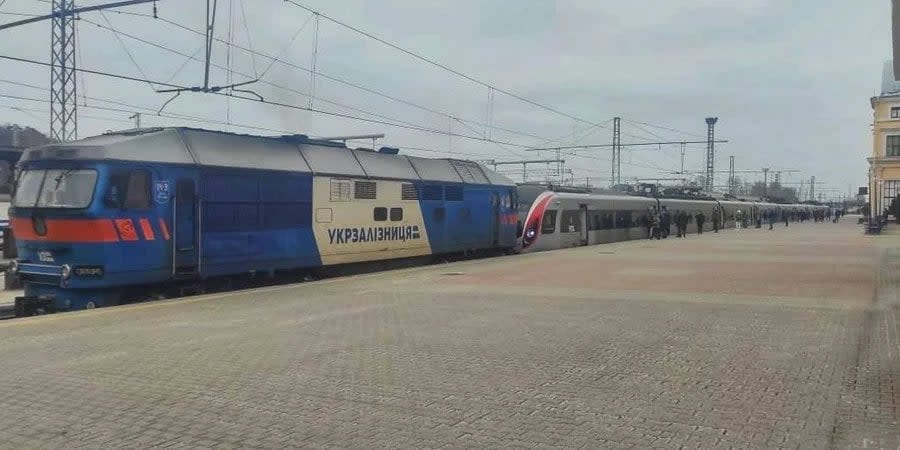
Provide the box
[518,186,824,252]
[9,128,519,315]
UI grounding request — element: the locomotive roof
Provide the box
[21,127,514,186]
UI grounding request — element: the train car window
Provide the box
[590,213,601,230]
[434,207,446,221]
[124,170,151,209]
[638,214,650,227]
[330,179,351,201]
[444,185,464,201]
[400,183,418,200]
[615,211,634,228]
[354,181,377,199]
[389,207,403,221]
[560,210,581,233]
[602,213,614,230]
[373,207,387,221]
[422,185,442,201]
[541,210,557,234]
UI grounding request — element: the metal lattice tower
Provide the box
[728,155,735,195]
[50,0,78,142]
[704,117,718,191]
[809,176,816,202]
[611,117,621,186]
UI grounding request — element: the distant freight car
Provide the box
[9,128,519,315]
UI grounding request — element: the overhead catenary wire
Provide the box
[73,18,528,148]
[74,16,557,156]
[101,8,559,145]
[98,11,158,92]
[282,0,609,129]
[0,81,518,160]
[0,54,550,150]
[620,117,707,140]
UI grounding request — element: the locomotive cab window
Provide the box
[541,210,557,234]
[13,168,98,209]
[106,169,150,209]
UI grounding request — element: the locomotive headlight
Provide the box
[7,260,17,274]
[526,229,536,238]
[60,264,72,280]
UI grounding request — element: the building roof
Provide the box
[880,60,900,96]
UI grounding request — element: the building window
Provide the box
[888,135,900,157]
[882,180,900,215]
[892,107,900,119]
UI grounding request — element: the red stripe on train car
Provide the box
[158,218,171,240]
[10,217,119,243]
[114,218,139,241]
[138,218,155,241]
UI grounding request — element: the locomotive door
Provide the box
[579,204,589,245]
[173,179,199,277]
[491,192,500,246]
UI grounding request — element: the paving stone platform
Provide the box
[0,218,896,448]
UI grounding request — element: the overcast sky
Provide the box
[0,0,891,197]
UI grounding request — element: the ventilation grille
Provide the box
[444,185,464,201]
[329,179,351,201]
[401,183,418,200]
[421,185,442,201]
[354,181,377,199]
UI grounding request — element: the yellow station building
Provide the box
[869,61,900,218]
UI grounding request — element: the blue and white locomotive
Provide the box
[9,127,519,315]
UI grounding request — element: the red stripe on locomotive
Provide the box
[158,218,171,240]
[10,217,119,243]
[138,218,156,241]
[114,218,139,241]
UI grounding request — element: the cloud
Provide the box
[0,0,887,193]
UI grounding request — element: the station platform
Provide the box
[0,218,897,448]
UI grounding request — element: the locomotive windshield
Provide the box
[13,169,98,209]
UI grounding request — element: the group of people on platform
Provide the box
[647,206,845,240]
[647,207,716,240]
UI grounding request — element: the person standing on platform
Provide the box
[712,208,720,233]
[783,209,789,227]
[767,210,775,230]
[660,207,671,239]
[676,211,688,238]
[696,211,706,235]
